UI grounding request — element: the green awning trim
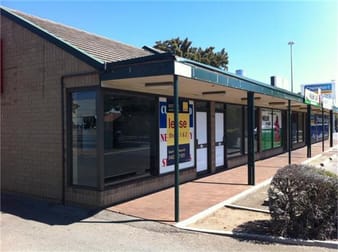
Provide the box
[191,66,304,103]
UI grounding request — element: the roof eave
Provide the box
[1,7,104,71]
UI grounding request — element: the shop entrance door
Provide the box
[215,112,224,167]
[196,111,208,172]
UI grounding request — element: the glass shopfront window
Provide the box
[103,92,155,183]
[298,113,304,142]
[324,114,329,137]
[244,108,258,153]
[71,91,97,187]
[311,114,329,142]
[292,113,298,143]
[226,104,243,157]
[292,112,305,143]
[261,108,283,151]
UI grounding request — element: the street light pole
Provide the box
[288,41,295,93]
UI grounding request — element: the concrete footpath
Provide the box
[108,137,338,223]
[1,136,337,251]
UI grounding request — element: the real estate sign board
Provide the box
[159,97,194,174]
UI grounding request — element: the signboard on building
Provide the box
[322,97,333,110]
[159,97,194,174]
[302,82,336,106]
[304,89,320,106]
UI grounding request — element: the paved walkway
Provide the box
[108,138,338,223]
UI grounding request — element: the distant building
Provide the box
[270,76,290,91]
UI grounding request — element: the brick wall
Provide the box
[64,168,196,207]
[1,16,99,201]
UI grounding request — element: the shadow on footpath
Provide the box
[1,193,174,225]
[1,192,98,225]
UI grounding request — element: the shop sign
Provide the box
[304,89,320,106]
[322,97,333,110]
[304,83,332,94]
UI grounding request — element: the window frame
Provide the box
[67,86,101,190]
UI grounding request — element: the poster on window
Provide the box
[272,110,282,147]
[159,97,194,174]
[261,109,272,150]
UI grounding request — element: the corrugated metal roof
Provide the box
[9,9,153,63]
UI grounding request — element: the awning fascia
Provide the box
[101,53,176,80]
[103,54,305,104]
[188,64,304,103]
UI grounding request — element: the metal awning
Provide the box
[100,53,310,110]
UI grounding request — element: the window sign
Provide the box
[261,109,273,150]
[261,109,283,150]
[159,97,194,174]
[322,97,333,110]
[273,110,282,147]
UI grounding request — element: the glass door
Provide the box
[215,112,224,167]
[196,111,208,172]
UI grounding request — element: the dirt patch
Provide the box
[232,184,270,211]
[189,183,272,233]
[189,207,271,233]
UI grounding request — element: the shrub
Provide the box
[268,164,338,240]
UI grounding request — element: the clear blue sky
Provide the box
[2,0,338,94]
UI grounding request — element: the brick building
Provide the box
[1,7,336,207]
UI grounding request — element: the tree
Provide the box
[153,37,228,70]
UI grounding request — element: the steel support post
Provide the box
[247,91,255,185]
[330,110,333,147]
[288,100,292,164]
[322,105,324,152]
[173,74,180,222]
[306,105,312,158]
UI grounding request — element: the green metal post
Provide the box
[247,92,255,185]
[322,104,324,152]
[288,100,292,164]
[306,105,311,158]
[173,74,180,222]
[330,110,333,147]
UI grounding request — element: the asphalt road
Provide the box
[1,193,333,252]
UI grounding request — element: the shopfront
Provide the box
[2,7,337,210]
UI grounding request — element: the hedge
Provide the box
[268,164,338,240]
